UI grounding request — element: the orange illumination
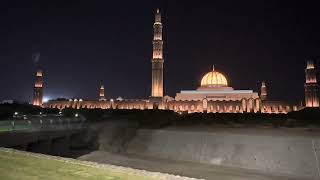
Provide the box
[36,71,43,77]
[306,78,317,83]
[201,70,228,87]
[307,62,315,69]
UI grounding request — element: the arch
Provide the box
[197,105,202,112]
[279,105,283,112]
[273,106,279,113]
[286,106,290,111]
[241,99,247,112]
[202,98,208,110]
[179,105,183,111]
[247,98,254,112]
[236,105,240,112]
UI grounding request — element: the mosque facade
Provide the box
[40,9,319,114]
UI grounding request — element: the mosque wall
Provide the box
[44,98,296,114]
[260,101,298,114]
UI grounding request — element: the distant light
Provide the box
[43,96,50,103]
[14,112,18,116]
[39,112,42,115]
[116,97,123,101]
[110,99,114,102]
[75,113,79,118]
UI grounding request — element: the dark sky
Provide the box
[1,0,320,103]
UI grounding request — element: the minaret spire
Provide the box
[99,85,106,101]
[155,9,161,23]
[305,60,319,107]
[260,81,267,101]
[151,9,164,98]
[32,69,44,106]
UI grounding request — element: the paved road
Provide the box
[79,151,311,180]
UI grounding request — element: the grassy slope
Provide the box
[0,150,154,180]
[0,125,29,132]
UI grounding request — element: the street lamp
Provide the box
[13,112,18,119]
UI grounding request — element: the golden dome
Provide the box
[201,68,228,87]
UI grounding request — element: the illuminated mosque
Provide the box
[33,9,319,114]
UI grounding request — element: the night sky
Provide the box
[1,1,320,104]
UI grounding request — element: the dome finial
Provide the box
[212,64,215,71]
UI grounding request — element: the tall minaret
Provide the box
[32,70,44,106]
[305,61,319,107]
[99,85,106,101]
[151,9,164,98]
[260,81,267,101]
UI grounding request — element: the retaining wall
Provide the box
[125,128,320,179]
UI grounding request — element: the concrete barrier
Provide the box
[0,128,88,157]
[125,128,320,179]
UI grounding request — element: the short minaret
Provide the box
[99,85,106,101]
[151,9,164,98]
[32,70,44,106]
[305,60,319,107]
[260,81,267,101]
